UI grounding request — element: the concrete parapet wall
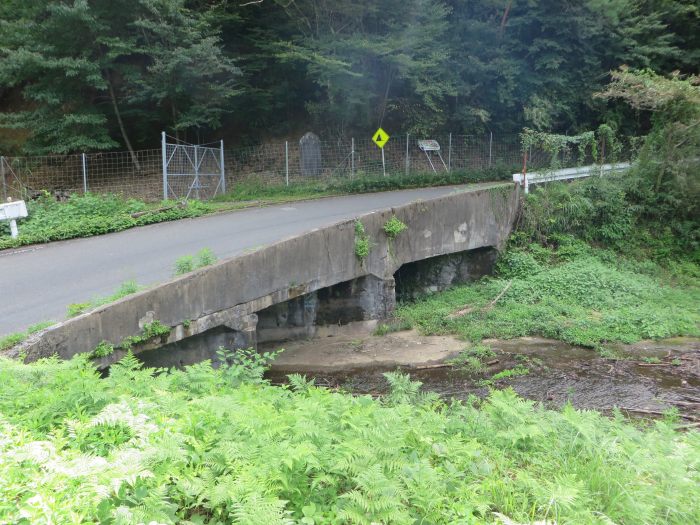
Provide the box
[18,183,520,362]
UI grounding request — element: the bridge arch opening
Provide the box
[393,246,498,302]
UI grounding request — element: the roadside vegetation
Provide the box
[0,193,213,250]
[0,352,698,524]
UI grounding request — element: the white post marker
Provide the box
[372,127,390,177]
[0,199,28,239]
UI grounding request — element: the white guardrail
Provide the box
[513,162,631,193]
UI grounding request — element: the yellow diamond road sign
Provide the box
[372,127,390,149]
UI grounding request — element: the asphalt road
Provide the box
[0,184,494,336]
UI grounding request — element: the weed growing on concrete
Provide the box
[354,220,372,260]
[0,321,54,351]
[174,255,195,275]
[383,216,407,239]
[92,340,115,358]
[174,248,218,276]
[67,281,140,318]
[91,320,171,358]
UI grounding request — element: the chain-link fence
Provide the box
[1,133,608,202]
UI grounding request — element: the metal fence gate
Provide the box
[161,132,225,200]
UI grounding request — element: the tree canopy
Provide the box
[0,0,698,153]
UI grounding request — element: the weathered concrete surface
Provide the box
[15,183,519,362]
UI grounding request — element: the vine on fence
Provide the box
[520,125,620,170]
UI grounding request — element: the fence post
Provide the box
[1,156,6,201]
[489,131,493,168]
[81,153,88,193]
[381,147,386,177]
[448,133,452,172]
[220,139,226,194]
[285,141,289,186]
[405,133,410,176]
[161,131,167,200]
[351,138,355,178]
[193,145,200,200]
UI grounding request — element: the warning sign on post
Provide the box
[372,128,390,149]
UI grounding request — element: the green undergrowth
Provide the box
[399,238,700,349]
[0,192,212,250]
[0,352,698,524]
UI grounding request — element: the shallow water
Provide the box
[266,336,700,420]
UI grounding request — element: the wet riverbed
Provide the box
[265,333,700,421]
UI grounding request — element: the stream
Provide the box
[264,332,700,421]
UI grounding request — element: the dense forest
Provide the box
[0,0,698,154]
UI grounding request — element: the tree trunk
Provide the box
[105,72,141,171]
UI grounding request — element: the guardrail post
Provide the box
[81,153,88,193]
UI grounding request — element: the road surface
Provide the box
[0,184,499,335]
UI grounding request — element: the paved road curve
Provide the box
[0,184,497,335]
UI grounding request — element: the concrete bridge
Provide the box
[16,183,519,366]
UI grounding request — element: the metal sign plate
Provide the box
[418,140,441,151]
[372,128,390,149]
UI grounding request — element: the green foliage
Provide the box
[0,193,211,250]
[520,129,598,168]
[67,280,140,317]
[140,320,170,340]
[0,0,239,154]
[174,255,194,275]
[354,220,372,260]
[92,321,171,358]
[449,344,496,374]
[480,366,530,387]
[0,321,54,351]
[598,68,700,244]
[0,353,698,524]
[92,341,115,358]
[400,243,700,349]
[174,248,218,276]
[1,0,697,150]
[517,172,696,258]
[383,216,408,239]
